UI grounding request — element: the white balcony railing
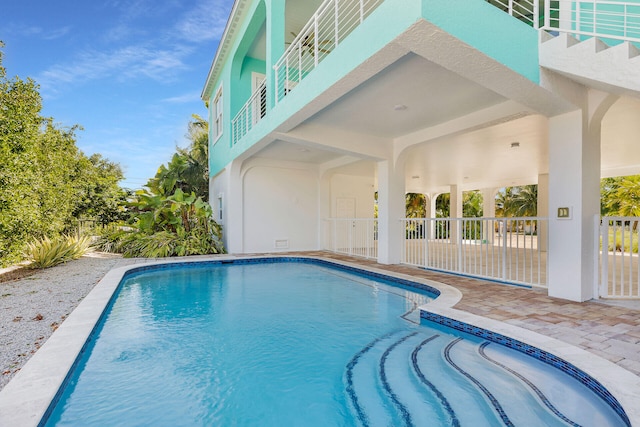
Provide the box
[541,0,640,43]
[401,217,548,288]
[324,218,378,259]
[231,79,267,145]
[600,217,640,298]
[274,0,383,103]
[486,0,539,27]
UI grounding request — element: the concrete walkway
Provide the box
[296,251,640,377]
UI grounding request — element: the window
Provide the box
[212,87,223,141]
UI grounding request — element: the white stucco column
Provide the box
[224,160,244,254]
[449,184,463,243]
[425,193,434,239]
[537,173,549,252]
[377,160,404,264]
[547,110,600,301]
[318,171,333,251]
[481,188,497,244]
[265,0,286,110]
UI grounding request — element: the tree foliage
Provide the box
[0,43,125,266]
[601,175,640,217]
[495,185,537,217]
[96,114,225,257]
[146,114,209,198]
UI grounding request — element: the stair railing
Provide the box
[541,0,640,43]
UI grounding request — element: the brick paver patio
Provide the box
[292,251,640,377]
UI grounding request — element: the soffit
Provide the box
[306,54,508,138]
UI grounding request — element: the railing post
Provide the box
[456,219,463,272]
[298,41,302,81]
[423,219,429,268]
[334,0,340,46]
[576,1,581,37]
[592,0,597,36]
[502,220,508,281]
[624,3,628,39]
[360,0,364,23]
[508,0,514,17]
[314,17,319,67]
[534,0,540,28]
[600,218,609,297]
[544,0,550,29]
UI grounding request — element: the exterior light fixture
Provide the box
[511,142,520,148]
[394,104,407,111]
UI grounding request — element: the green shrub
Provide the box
[26,235,93,269]
[95,225,224,258]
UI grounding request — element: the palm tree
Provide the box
[495,187,515,217]
[463,190,483,218]
[512,185,538,217]
[405,193,426,218]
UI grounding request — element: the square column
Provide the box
[265,0,286,110]
[450,184,463,244]
[482,188,497,244]
[377,160,405,264]
[548,110,600,301]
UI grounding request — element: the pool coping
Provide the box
[0,255,638,426]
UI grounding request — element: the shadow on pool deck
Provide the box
[274,251,640,378]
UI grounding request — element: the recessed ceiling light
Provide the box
[394,104,407,111]
[411,175,420,179]
[511,142,520,148]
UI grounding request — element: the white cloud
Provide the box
[175,0,231,43]
[6,23,70,40]
[161,91,201,104]
[37,44,191,93]
[42,26,71,40]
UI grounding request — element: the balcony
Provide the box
[231,78,266,146]
[274,0,384,103]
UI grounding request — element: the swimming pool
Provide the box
[37,258,628,426]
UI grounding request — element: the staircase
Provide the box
[536,0,640,94]
[539,32,640,93]
[484,0,640,94]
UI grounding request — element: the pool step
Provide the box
[345,331,588,427]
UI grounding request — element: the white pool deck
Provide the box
[0,254,638,426]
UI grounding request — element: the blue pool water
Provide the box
[43,260,626,426]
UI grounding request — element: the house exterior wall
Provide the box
[205,0,541,178]
[329,174,375,218]
[202,0,638,301]
[242,164,319,252]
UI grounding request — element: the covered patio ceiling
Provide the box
[251,49,640,194]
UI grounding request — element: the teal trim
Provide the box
[421,0,539,84]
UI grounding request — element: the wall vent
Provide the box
[274,239,289,249]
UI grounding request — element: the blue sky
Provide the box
[1,0,234,189]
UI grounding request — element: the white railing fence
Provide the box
[274,0,384,103]
[401,217,548,288]
[324,218,378,259]
[600,216,640,298]
[231,79,267,145]
[486,0,539,27]
[541,0,640,43]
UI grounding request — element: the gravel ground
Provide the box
[0,253,136,391]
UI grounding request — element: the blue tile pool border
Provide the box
[421,311,632,427]
[120,256,443,298]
